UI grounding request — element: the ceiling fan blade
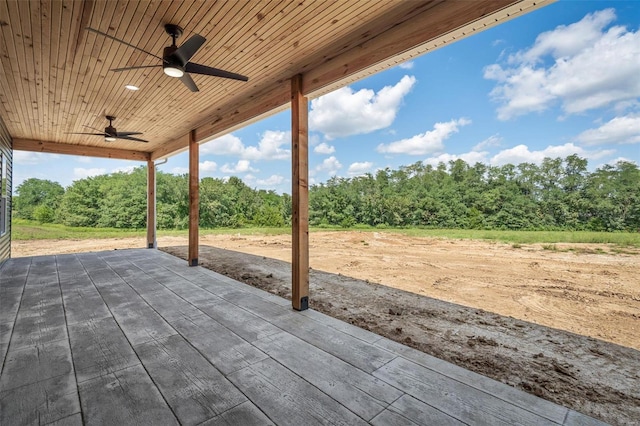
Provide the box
[117,135,148,143]
[116,131,144,136]
[111,65,162,72]
[83,125,106,132]
[173,34,206,65]
[185,62,248,81]
[179,72,199,92]
[67,132,106,136]
[86,27,166,62]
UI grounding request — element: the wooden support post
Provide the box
[188,130,199,266]
[146,160,156,249]
[291,74,309,311]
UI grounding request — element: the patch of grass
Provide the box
[610,247,638,255]
[12,219,146,240]
[11,219,291,241]
[542,244,558,251]
[384,228,640,247]
[568,247,607,255]
[197,227,290,237]
[11,219,640,249]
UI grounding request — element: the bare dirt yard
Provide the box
[12,232,640,425]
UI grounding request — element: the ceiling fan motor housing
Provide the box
[163,24,185,77]
[104,116,117,139]
[164,45,181,64]
[163,45,185,77]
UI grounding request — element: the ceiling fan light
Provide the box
[163,65,184,78]
[105,136,116,142]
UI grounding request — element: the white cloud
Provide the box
[257,175,286,186]
[398,61,414,70]
[513,9,618,64]
[243,174,288,189]
[575,114,640,145]
[201,133,245,156]
[484,65,555,119]
[243,174,256,185]
[199,160,218,172]
[200,131,291,161]
[600,156,636,167]
[614,100,640,114]
[485,9,640,120]
[75,156,92,164]
[13,151,59,165]
[308,133,321,147]
[309,75,416,139]
[171,167,188,175]
[423,134,505,168]
[424,151,489,167]
[423,142,617,168]
[243,130,291,160]
[489,143,614,166]
[221,160,257,174]
[347,161,374,176]
[472,134,503,152]
[313,142,335,155]
[73,167,106,179]
[112,166,135,174]
[377,118,471,155]
[314,156,342,176]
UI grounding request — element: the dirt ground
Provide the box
[11,232,640,425]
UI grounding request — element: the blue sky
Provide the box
[13,0,640,194]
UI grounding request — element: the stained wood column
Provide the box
[188,130,199,266]
[146,160,156,249]
[291,74,309,311]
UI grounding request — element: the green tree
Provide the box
[157,171,188,229]
[31,155,636,234]
[97,168,148,228]
[252,204,286,227]
[32,205,55,223]
[14,178,64,220]
[57,176,105,227]
[200,177,234,227]
[585,161,640,231]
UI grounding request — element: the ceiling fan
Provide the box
[68,116,148,143]
[86,24,249,92]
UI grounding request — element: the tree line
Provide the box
[14,169,290,229]
[13,155,640,232]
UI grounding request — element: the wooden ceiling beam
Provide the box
[194,82,291,144]
[150,134,190,161]
[13,138,150,161]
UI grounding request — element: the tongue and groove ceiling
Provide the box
[0,0,551,161]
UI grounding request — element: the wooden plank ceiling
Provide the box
[0,0,551,161]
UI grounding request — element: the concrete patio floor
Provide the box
[0,249,606,425]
